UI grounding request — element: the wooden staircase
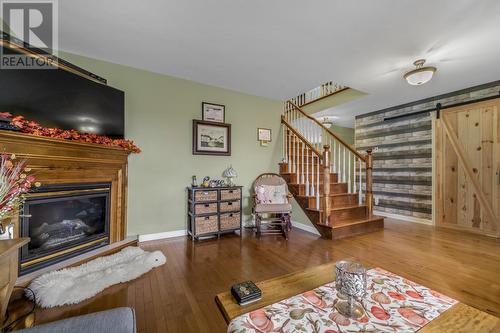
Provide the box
[280,97,384,239]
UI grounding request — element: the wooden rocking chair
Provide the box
[252,173,292,239]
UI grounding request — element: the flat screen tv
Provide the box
[0,46,125,138]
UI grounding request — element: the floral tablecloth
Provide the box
[228,267,458,333]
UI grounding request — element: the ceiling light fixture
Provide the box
[321,117,334,129]
[404,59,436,86]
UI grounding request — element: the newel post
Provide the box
[365,149,374,217]
[322,145,331,224]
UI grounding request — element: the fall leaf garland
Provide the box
[0,112,141,153]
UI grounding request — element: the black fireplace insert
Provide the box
[19,183,111,275]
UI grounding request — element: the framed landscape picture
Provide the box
[193,120,231,156]
[202,102,225,123]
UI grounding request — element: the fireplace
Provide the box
[19,183,111,275]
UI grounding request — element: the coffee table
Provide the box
[215,262,500,332]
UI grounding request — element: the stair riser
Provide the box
[288,173,339,184]
[330,206,367,222]
[289,183,348,196]
[309,194,359,209]
[331,219,384,240]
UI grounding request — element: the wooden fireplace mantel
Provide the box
[0,131,130,243]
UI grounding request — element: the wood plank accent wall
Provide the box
[0,131,129,242]
[355,80,500,221]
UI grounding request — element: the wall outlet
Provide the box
[374,196,379,205]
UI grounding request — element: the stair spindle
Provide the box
[337,142,341,183]
[316,150,320,209]
[332,139,336,173]
[359,157,362,204]
[348,151,351,193]
[322,145,330,224]
[282,125,285,164]
[301,140,305,184]
[343,146,346,183]
[288,129,292,173]
[353,156,357,194]
[311,150,315,197]
[295,134,299,180]
[305,145,309,196]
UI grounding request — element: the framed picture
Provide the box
[193,120,231,156]
[257,128,272,142]
[202,102,225,123]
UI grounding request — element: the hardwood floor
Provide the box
[12,218,500,332]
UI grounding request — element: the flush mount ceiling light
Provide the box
[404,59,437,86]
[319,116,335,128]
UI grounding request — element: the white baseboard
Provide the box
[291,221,321,235]
[139,229,187,242]
[374,211,433,225]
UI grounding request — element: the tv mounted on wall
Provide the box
[0,39,125,138]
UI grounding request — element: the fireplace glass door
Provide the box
[20,184,110,274]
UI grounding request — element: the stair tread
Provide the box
[317,216,384,228]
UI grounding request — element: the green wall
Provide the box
[62,52,284,236]
[59,52,355,236]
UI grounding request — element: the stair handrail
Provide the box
[287,100,366,161]
[281,116,323,158]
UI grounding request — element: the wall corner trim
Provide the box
[139,229,187,242]
[291,221,321,235]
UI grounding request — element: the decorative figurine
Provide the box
[222,165,238,186]
[202,176,210,187]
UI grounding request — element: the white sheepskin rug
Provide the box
[27,246,166,308]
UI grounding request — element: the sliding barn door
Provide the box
[435,100,499,237]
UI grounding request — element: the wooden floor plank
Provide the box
[10,218,500,332]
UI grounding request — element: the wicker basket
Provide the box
[220,200,240,213]
[195,215,218,235]
[194,203,217,215]
[220,189,241,201]
[194,190,217,202]
[220,212,240,230]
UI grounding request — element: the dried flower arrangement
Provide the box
[0,112,141,153]
[0,154,40,221]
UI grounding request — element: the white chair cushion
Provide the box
[255,184,287,204]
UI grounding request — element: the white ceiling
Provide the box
[58,0,500,127]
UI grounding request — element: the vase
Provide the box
[335,260,367,319]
